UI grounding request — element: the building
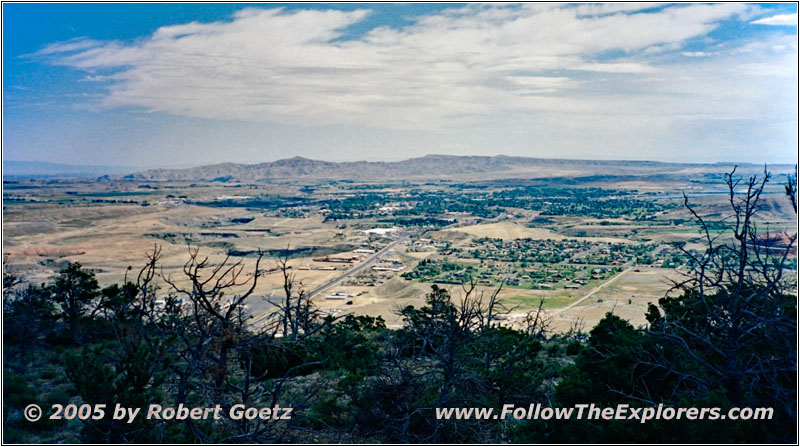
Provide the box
[325,290,350,300]
[372,262,405,272]
[313,256,353,263]
[362,227,399,236]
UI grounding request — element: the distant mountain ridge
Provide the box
[3,161,138,178]
[121,155,781,182]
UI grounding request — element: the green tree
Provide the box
[3,283,56,356]
[531,168,797,443]
[50,262,101,343]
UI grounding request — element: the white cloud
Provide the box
[681,51,714,57]
[33,37,103,55]
[30,3,794,139]
[751,13,797,26]
[571,3,664,17]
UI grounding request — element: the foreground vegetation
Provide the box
[3,169,796,443]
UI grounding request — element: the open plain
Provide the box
[3,156,797,330]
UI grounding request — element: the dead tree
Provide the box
[647,166,797,421]
[786,166,797,213]
[264,257,325,341]
[163,246,263,389]
[520,298,552,339]
[395,281,533,443]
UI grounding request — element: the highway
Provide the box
[305,236,408,299]
[248,236,407,327]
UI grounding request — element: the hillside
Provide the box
[120,155,785,182]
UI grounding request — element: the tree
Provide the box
[643,167,797,440]
[547,167,797,443]
[157,247,329,442]
[786,166,797,213]
[350,283,541,443]
[61,247,172,442]
[266,256,325,341]
[2,255,22,294]
[671,170,793,377]
[3,283,56,357]
[163,246,264,390]
[50,262,101,343]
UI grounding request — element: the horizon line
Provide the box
[4,154,798,170]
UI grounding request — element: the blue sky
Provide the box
[3,3,798,167]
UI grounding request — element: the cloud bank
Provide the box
[22,3,798,164]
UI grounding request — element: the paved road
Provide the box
[248,236,407,327]
[305,236,407,299]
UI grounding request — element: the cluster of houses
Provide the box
[407,238,448,252]
[362,227,400,238]
[454,237,654,266]
[344,273,381,287]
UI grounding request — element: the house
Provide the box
[372,260,405,272]
[325,290,350,300]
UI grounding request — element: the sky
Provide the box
[2,2,798,167]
